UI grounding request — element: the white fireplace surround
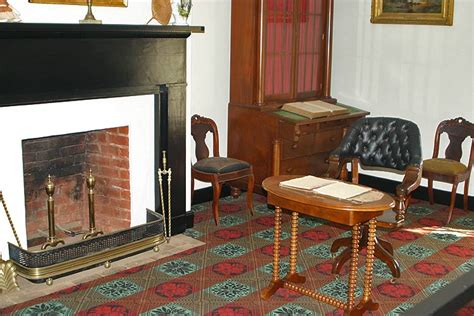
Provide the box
[0,95,155,258]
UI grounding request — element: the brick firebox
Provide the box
[22,127,130,247]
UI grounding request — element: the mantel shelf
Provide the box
[0,22,204,39]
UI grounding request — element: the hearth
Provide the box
[0,23,203,283]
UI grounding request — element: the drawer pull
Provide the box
[330,136,336,142]
[286,167,293,173]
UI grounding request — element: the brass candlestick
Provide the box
[79,0,102,24]
[83,170,103,240]
[41,175,65,250]
[158,150,172,242]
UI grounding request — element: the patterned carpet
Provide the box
[1,194,473,315]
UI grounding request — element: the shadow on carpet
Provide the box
[1,194,473,315]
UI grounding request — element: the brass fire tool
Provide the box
[158,150,172,242]
[41,176,65,250]
[0,191,20,292]
[83,170,103,240]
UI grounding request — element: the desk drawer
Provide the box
[280,153,329,176]
[281,128,343,159]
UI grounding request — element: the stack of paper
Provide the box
[313,182,371,200]
[279,176,336,191]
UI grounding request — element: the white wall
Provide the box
[332,0,474,195]
[187,1,232,191]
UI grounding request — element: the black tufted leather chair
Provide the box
[327,117,423,279]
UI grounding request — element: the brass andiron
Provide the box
[158,150,172,242]
[83,170,103,240]
[41,175,65,250]
[79,0,102,24]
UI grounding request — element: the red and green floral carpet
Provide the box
[1,194,473,315]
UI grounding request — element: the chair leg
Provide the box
[427,179,434,205]
[374,238,401,279]
[330,236,352,253]
[464,178,470,212]
[332,248,352,275]
[378,237,394,255]
[331,230,363,275]
[447,182,458,225]
[247,173,255,216]
[211,180,222,226]
[331,226,400,279]
[330,235,352,275]
[405,195,412,210]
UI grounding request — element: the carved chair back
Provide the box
[432,117,474,170]
[191,114,220,161]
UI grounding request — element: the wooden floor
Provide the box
[0,234,205,308]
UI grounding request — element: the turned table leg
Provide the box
[352,218,379,315]
[285,211,306,283]
[261,206,284,299]
[346,223,361,311]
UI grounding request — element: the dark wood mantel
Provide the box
[0,22,204,234]
[0,23,203,107]
[0,23,204,39]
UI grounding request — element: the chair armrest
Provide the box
[326,155,343,179]
[392,164,422,223]
[396,165,422,197]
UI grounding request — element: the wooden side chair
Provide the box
[422,117,474,224]
[327,117,423,279]
[191,114,254,225]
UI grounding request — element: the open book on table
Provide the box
[279,175,372,200]
[279,175,336,191]
[313,181,372,200]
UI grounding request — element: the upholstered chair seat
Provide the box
[193,157,250,174]
[423,158,468,176]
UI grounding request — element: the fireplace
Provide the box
[0,23,204,259]
[22,126,131,247]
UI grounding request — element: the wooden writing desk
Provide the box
[261,175,395,315]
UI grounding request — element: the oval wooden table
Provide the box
[261,175,395,316]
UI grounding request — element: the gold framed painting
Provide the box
[29,0,127,7]
[371,0,454,26]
